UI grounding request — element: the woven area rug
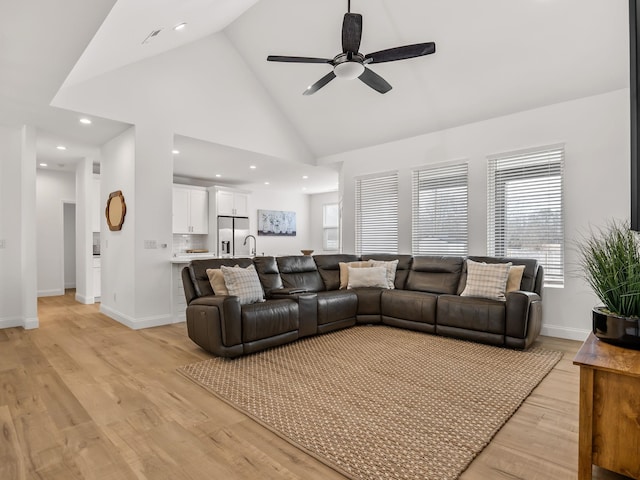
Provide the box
[178,326,562,480]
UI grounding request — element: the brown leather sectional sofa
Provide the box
[182,254,543,358]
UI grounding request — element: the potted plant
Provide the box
[577,220,640,348]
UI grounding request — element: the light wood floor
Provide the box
[0,291,632,480]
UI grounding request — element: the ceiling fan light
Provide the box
[334,61,365,80]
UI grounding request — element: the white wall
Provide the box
[321,89,629,341]
[0,124,38,329]
[36,169,76,296]
[53,32,313,165]
[100,127,137,322]
[247,189,311,256]
[0,125,24,325]
[100,126,174,328]
[309,191,340,254]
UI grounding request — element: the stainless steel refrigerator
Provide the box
[217,216,250,256]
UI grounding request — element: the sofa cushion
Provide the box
[206,268,229,295]
[437,294,506,335]
[339,261,371,289]
[277,255,326,292]
[368,259,399,289]
[506,265,526,293]
[347,266,388,289]
[316,290,358,326]
[241,299,299,342]
[460,259,511,300]
[189,258,254,297]
[313,254,359,290]
[466,256,540,294]
[221,264,265,305]
[406,256,464,294]
[252,256,284,297]
[381,289,438,325]
[362,254,413,289]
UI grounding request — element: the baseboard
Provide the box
[38,289,64,297]
[0,317,23,329]
[65,282,76,289]
[0,316,39,329]
[75,293,95,305]
[23,317,39,330]
[541,324,590,342]
[99,304,173,330]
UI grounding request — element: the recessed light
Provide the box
[302,187,307,191]
[39,163,48,167]
[56,145,66,150]
[264,181,270,185]
[173,22,187,31]
[172,149,180,154]
[250,165,257,169]
[302,175,309,179]
[215,174,222,178]
[79,118,92,125]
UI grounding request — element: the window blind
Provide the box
[412,163,468,255]
[355,172,398,254]
[487,146,564,287]
[323,203,339,251]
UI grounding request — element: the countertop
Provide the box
[171,254,251,264]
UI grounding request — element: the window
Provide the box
[487,145,564,287]
[412,163,468,255]
[355,172,398,254]
[323,203,339,251]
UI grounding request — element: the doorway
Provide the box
[63,202,76,291]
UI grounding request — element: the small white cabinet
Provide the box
[93,257,101,299]
[216,189,249,216]
[172,185,208,234]
[172,263,187,322]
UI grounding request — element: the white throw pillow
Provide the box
[368,259,399,289]
[338,261,372,289]
[347,266,389,289]
[460,259,512,300]
[220,264,265,305]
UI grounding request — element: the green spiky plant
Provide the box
[578,220,640,318]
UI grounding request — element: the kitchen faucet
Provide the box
[243,235,257,256]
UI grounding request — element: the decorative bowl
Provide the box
[301,249,314,256]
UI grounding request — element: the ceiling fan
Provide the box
[266,0,436,95]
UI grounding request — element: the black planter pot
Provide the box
[592,307,640,349]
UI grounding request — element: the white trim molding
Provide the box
[541,323,590,342]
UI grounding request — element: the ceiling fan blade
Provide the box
[303,71,337,95]
[342,13,363,53]
[267,55,333,64]
[358,67,392,94]
[365,42,436,64]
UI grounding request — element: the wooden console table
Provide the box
[573,333,640,480]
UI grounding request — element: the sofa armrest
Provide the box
[505,290,542,348]
[188,295,242,347]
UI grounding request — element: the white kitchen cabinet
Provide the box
[93,257,101,299]
[216,189,249,216]
[172,185,208,234]
[172,263,187,322]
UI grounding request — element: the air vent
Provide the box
[142,29,162,44]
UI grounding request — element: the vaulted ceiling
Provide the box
[0,0,629,191]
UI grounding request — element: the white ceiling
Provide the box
[173,135,338,194]
[0,0,629,191]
